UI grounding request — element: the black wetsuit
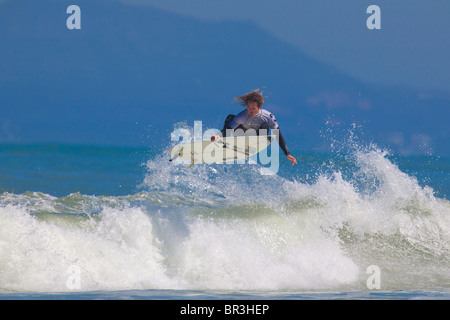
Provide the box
[219,109,291,156]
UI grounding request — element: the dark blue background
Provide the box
[0,0,449,156]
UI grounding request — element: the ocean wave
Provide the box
[0,146,449,293]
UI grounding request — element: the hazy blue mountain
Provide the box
[1,0,448,156]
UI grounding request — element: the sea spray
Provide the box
[0,204,173,292]
[0,142,449,293]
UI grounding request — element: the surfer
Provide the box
[211,89,298,165]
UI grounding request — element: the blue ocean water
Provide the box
[0,139,449,300]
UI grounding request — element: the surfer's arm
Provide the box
[210,126,231,142]
[277,130,289,156]
[266,113,289,155]
[268,112,297,165]
[275,129,297,165]
[271,127,289,156]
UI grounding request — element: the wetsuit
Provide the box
[219,109,291,156]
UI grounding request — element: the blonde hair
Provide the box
[234,88,266,108]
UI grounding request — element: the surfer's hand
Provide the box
[211,135,220,142]
[287,154,297,166]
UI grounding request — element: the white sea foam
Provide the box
[0,146,449,293]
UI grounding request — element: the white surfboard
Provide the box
[168,135,276,168]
